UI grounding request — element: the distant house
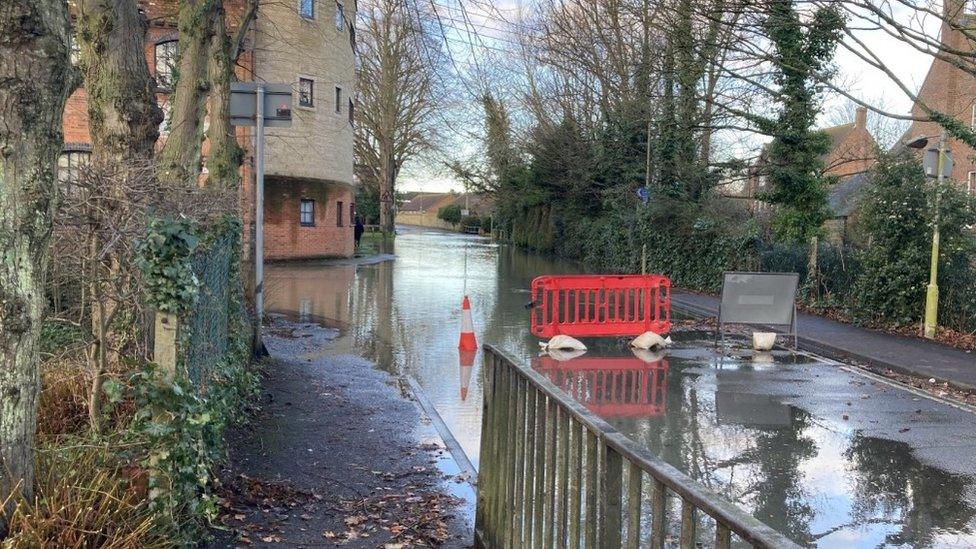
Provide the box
[900,0,976,196]
[742,106,878,204]
[715,106,878,242]
[395,192,494,231]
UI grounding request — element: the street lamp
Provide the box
[905,130,949,339]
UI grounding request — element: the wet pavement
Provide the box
[212,317,472,547]
[265,227,976,548]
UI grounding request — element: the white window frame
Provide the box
[154,40,179,89]
[335,1,345,31]
[968,171,976,196]
[299,0,315,19]
[58,149,91,189]
[971,104,976,129]
[297,76,315,109]
[300,199,315,226]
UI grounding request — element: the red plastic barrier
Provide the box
[531,356,668,418]
[530,274,671,338]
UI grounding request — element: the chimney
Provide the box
[855,106,867,129]
[942,0,968,46]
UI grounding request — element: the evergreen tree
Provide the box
[761,0,844,242]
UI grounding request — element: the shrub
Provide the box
[853,153,976,328]
[437,203,462,225]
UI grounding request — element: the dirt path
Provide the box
[210,318,473,548]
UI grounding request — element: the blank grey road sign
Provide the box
[230,83,293,127]
[717,271,799,348]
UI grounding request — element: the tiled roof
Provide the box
[828,172,872,218]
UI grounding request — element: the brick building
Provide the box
[902,0,976,195]
[741,106,879,206]
[61,0,357,260]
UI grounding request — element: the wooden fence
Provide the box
[475,345,802,549]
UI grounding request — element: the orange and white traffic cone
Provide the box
[458,295,477,352]
[459,349,475,401]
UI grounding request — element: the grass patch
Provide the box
[355,231,387,257]
[4,440,172,548]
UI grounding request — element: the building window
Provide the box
[337,200,344,227]
[969,172,976,196]
[300,199,315,226]
[334,86,342,114]
[971,104,976,130]
[58,149,91,188]
[159,101,172,136]
[69,34,81,66]
[298,78,314,108]
[348,98,354,125]
[299,0,314,19]
[335,1,345,31]
[155,40,178,89]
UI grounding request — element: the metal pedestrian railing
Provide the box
[475,345,802,549]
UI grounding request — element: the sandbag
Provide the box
[539,334,587,352]
[630,331,672,350]
[546,348,587,362]
[632,347,665,363]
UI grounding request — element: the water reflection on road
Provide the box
[266,227,976,548]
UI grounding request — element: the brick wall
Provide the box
[904,0,976,192]
[263,178,354,260]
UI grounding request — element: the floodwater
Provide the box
[265,227,976,548]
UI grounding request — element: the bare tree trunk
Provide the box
[379,142,396,235]
[77,0,161,165]
[76,0,161,431]
[206,2,243,189]
[158,0,216,186]
[0,0,74,529]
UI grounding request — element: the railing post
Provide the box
[532,393,547,546]
[475,351,495,544]
[626,461,642,549]
[650,478,667,549]
[680,499,697,549]
[489,358,510,545]
[584,430,598,548]
[557,407,571,546]
[544,398,558,547]
[600,444,622,548]
[523,386,539,547]
[567,420,582,549]
[716,522,732,549]
[511,376,527,548]
[500,365,517,544]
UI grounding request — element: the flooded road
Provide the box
[266,227,976,548]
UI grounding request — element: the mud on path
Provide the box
[209,318,472,548]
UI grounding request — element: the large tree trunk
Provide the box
[77,0,161,165]
[206,3,242,189]
[0,0,74,528]
[158,0,217,186]
[76,0,161,432]
[378,142,396,235]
